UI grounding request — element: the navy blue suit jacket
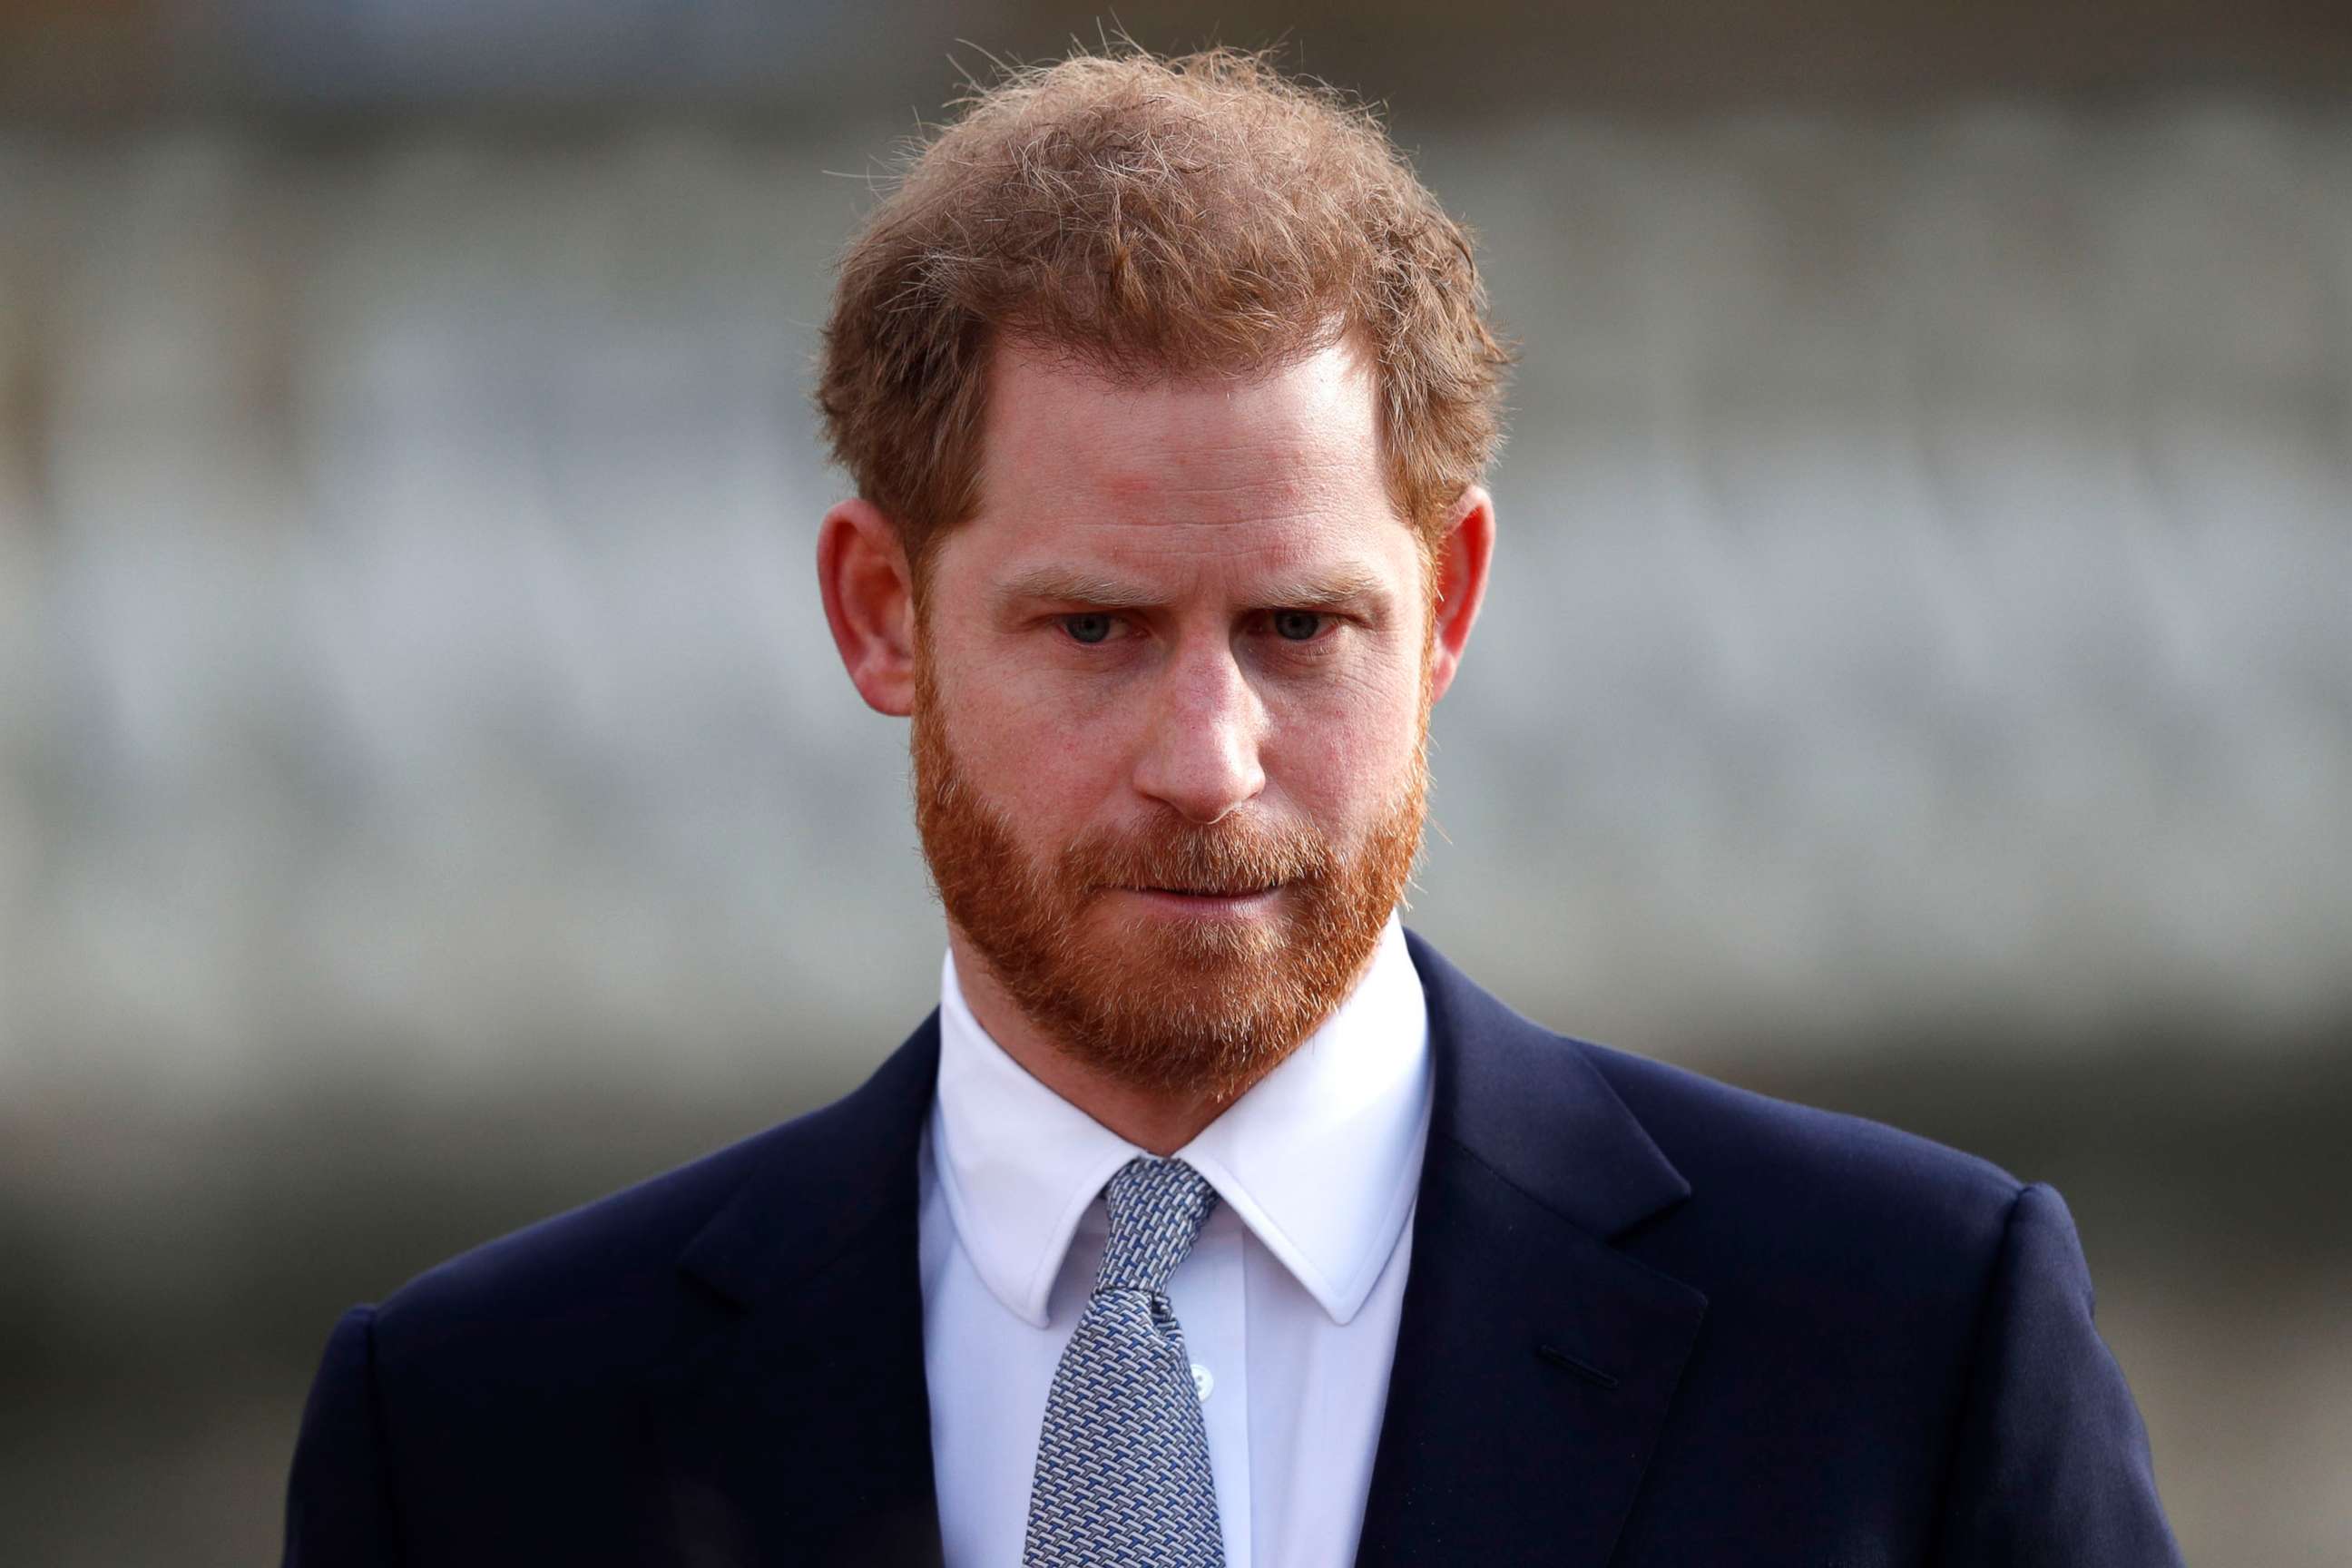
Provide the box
[284,932,2182,1565]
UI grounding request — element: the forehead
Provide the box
[960,337,1407,581]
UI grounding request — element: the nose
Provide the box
[1132,642,1268,824]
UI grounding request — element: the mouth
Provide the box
[1113,884,1285,916]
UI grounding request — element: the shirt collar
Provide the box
[929,915,1432,1329]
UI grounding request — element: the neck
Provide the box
[945,926,1361,1156]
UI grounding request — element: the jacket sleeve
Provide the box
[1932,1182,2185,1567]
[283,1304,405,1568]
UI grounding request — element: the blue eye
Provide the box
[1272,610,1324,642]
[1063,613,1114,645]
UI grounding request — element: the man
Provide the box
[284,48,2183,1568]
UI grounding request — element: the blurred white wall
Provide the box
[0,106,2347,1107]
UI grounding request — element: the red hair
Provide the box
[816,46,1513,571]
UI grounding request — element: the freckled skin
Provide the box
[817,337,1494,1151]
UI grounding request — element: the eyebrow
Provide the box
[996,564,1387,611]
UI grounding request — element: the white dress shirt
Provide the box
[917,915,1433,1568]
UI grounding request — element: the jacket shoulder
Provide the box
[361,1012,939,1412]
[1578,1038,2028,1280]
[368,1112,793,1375]
[369,1015,940,1372]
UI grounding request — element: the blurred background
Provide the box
[3,2,2347,1562]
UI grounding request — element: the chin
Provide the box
[1019,916,1328,1095]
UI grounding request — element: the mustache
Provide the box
[1058,814,1339,896]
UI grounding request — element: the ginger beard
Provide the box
[909,621,1432,1104]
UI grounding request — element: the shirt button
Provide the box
[1191,1362,1214,1401]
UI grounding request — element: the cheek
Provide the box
[1266,666,1424,812]
[936,642,1128,820]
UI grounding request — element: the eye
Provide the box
[1062,612,1116,645]
[1270,609,1325,642]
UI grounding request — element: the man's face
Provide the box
[910,337,1436,1101]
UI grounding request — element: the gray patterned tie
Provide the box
[1022,1155,1225,1567]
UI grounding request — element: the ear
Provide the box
[816,496,918,717]
[1425,484,1494,704]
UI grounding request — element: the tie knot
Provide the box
[1095,1157,1218,1297]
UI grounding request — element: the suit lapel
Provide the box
[640,936,1703,1566]
[648,1017,946,1568]
[1353,935,1709,1568]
